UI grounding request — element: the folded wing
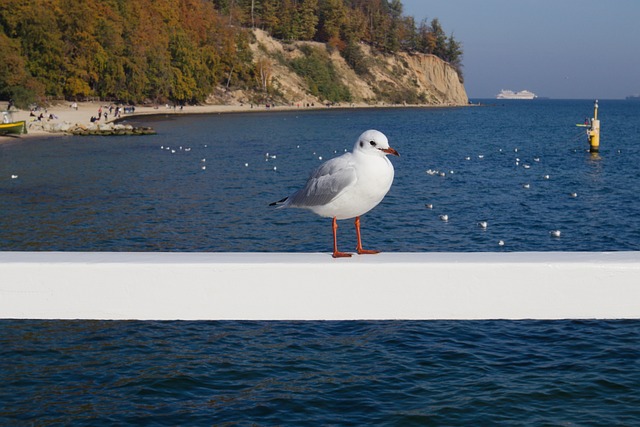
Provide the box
[287,155,357,207]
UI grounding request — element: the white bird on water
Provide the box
[270,129,399,258]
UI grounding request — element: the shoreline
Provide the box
[1,101,469,142]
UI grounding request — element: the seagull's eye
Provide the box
[369,140,376,146]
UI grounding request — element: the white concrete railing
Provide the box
[1,252,639,320]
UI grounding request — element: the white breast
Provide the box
[309,154,394,219]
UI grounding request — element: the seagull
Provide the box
[270,130,399,258]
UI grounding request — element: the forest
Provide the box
[0,0,463,107]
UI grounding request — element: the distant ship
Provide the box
[626,94,640,101]
[496,89,537,100]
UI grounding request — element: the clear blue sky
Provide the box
[402,0,640,99]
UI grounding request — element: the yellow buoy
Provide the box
[576,100,600,153]
[588,100,600,153]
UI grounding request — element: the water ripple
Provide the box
[2,320,639,425]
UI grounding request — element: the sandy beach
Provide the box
[0,101,381,141]
[2,102,297,140]
[1,99,468,142]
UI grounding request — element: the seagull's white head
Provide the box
[354,130,399,157]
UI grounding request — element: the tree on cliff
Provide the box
[213,0,463,76]
[415,18,463,81]
[0,0,463,106]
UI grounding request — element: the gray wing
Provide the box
[287,155,357,207]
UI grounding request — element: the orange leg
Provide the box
[355,216,380,255]
[332,217,352,258]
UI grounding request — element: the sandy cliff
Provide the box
[399,52,469,105]
[214,29,468,107]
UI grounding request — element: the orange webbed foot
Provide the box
[356,248,380,255]
[333,251,353,258]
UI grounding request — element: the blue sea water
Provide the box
[2,100,640,425]
[2,99,640,252]
[1,320,640,426]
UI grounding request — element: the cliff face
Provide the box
[212,29,468,107]
[399,52,469,105]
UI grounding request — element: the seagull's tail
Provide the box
[269,197,288,207]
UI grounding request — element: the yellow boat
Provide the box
[1,111,27,135]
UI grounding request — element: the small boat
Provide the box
[0,111,27,135]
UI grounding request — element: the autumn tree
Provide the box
[0,1,67,98]
[0,31,41,107]
[260,0,280,34]
[428,18,448,58]
[255,56,272,93]
[317,0,347,43]
[299,0,319,40]
[0,0,464,104]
